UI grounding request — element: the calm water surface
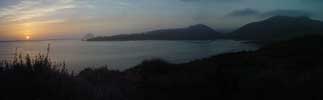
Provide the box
[0,40,257,72]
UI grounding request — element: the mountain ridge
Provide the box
[229,16,323,41]
[87,24,223,41]
[87,16,323,42]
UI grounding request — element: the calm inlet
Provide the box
[0,40,257,72]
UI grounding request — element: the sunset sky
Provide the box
[0,0,322,40]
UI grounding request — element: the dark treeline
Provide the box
[1,35,323,100]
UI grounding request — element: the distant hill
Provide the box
[229,16,323,41]
[87,16,323,42]
[87,24,222,41]
[82,33,95,41]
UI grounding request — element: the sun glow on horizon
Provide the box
[22,22,34,40]
[25,35,31,40]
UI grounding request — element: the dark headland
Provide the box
[87,24,223,41]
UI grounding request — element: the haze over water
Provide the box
[0,40,256,72]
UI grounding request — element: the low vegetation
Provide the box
[1,35,323,100]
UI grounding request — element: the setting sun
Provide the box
[26,36,31,40]
[22,23,33,40]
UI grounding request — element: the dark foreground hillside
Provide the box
[126,35,323,100]
[1,35,323,100]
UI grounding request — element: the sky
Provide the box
[0,0,322,40]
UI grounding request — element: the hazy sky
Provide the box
[0,0,322,40]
